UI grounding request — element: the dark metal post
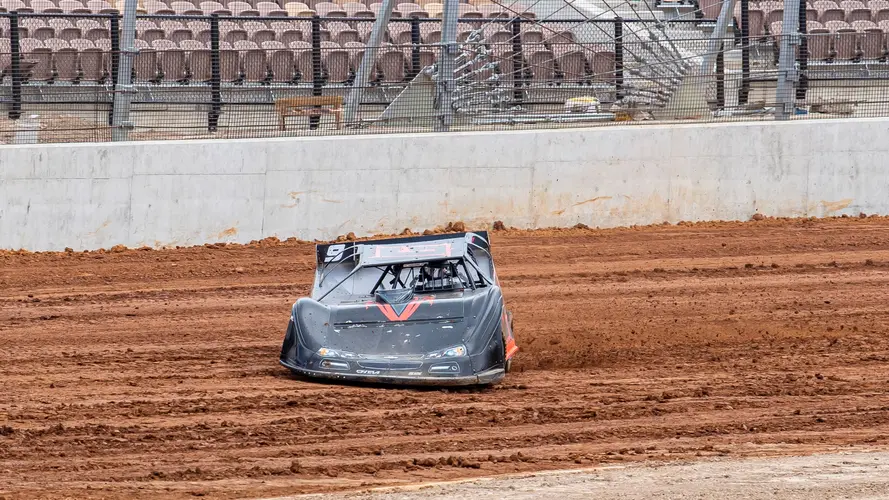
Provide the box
[209,14,221,132]
[510,17,522,103]
[739,0,750,104]
[9,13,22,120]
[310,15,322,129]
[796,0,808,100]
[410,18,421,78]
[108,14,120,126]
[716,42,725,109]
[614,17,624,99]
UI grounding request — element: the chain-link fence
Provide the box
[0,0,885,144]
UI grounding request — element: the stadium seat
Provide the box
[228,1,258,15]
[263,42,294,83]
[557,50,586,83]
[396,2,426,17]
[257,1,287,15]
[326,44,350,82]
[152,39,177,50]
[59,0,90,13]
[80,46,105,81]
[186,45,212,82]
[324,20,355,43]
[158,46,188,82]
[343,2,371,16]
[316,1,346,15]
[31,0,62,12]
[589,49,615,82]
[458,3,480,17]
[820,7,845,21]
[171,1,201,14]
[241,47,268,82]
[476,3,505,17]
[378,48,405,81]
[145,0,174,13]
[422,24,442,43]
[218,46,240,81]
[271,21,304,43]
[834,27,859,58]
[424,1,441,16]
[343,40,365,70]
[133,46,159,82]
[31,25,55,40]
[224,27,249,44]
[86,0,115,12]
[860,27,885,57]
[387,20,411,44]
[524,44,555,82]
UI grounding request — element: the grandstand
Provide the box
[0,0,884,141]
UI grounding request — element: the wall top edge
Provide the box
[1,117,886,151]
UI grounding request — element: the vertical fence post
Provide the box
[510,17,522,104]
[9,13,22,120]
[716,43,725,110]
[111,0,138,141]
[614,17,624,99]
[796,0,808,101]
[436,0,458,131]
[410,18,421,78]
[108,15,120,126]
[310,15,322,129]
[774,0,801,119]
[208,14,221,132]
[738,0,750,105]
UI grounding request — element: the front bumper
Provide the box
[280,359,505,386]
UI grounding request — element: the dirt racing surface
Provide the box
[295,451,889,500]
[2,217,889,499]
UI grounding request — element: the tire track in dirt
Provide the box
[2,217,889,499]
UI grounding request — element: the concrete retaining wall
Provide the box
[3,118,889,251]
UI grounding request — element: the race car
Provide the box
[279,231,517,386]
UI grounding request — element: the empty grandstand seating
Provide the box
[4,0,884,91]
[722,0,889,62]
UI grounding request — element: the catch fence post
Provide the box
[108,14,120,126]
[614,18,624,99]
[510,17,522,103]
[739,0,750,105]
[310,15,322,129]
[209,14,221,132]
[9,13,22,120]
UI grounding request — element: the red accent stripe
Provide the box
[373,296,434,321]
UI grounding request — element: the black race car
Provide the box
[279,231,517,386]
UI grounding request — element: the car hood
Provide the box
[293,289,500,356]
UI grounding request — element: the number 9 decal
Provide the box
[324,244,346,263]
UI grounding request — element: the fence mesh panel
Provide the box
[0,0,887,144]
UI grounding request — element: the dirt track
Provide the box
[3,217,889,499]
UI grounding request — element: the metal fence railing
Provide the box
[1,2,888,144]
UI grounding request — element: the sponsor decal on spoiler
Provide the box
[356,369,381,375]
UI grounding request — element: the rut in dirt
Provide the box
[2,217,889,499]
